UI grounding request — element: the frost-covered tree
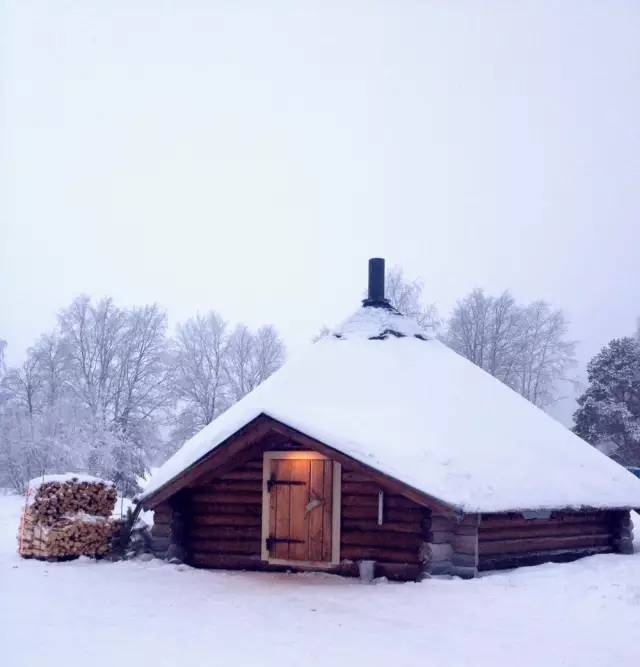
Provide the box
[168,315,285,454]
[384,267,440,332]
[171,312,230,444]
[226,324,285,402]
[573,337,640,467]
[0,298,171,494]
[443,289,575,409]
[58,297,171,493]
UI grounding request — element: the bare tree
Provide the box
[443,289,576,409]
[171,312,230,443]
[384,267,439,332]
[55,296,170,492]
[226,324,285,402]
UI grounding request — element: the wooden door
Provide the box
[265,456,334,563]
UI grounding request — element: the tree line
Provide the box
[0,297,284,494]
[2,270,636,495]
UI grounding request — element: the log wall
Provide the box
[148,434,634,580]
[477,510,630,571]
[170,438,446,581]
[339,466,431,581]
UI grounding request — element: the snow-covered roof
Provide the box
[142,307,640,513]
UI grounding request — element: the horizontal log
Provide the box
[341,530,422,551]
[341,506,424,522]
[189,491,262,504]
[190,514,261,528]
[342,493,420,510]
[479,534,611,556]
[197,480,262,493]
[218,470,263,481]
[342,482,382,495]
[189,501,261,516]
[189,525,261,540]
[479,546,613,571]
[480,512,610,529]
[341,471,374,483]
[188,538,261,555]
[479,521,611,542]
[341,519,423,535]
[341,545,419,564]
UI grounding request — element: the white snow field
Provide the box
[1,495,640,667]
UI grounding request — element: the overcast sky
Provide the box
[2,2,639,423]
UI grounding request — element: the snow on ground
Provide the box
[1,493,639,667]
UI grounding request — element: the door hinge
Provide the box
[266,537,305,551]
[267,475,306,492]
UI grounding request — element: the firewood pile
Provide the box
[18,476,118,560]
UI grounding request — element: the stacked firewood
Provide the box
[18,477,118,560]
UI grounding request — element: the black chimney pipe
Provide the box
[362,257,392,309]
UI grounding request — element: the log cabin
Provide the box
[139,258,640,581]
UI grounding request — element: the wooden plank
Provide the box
[322,459,333,562]
[308,459,325,562]
[267,457,277,558]
[478,534,611,556]
[288,459,311,561]
[274,460,291,560]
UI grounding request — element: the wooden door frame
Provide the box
[261,451,341,567]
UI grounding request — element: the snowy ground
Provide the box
[1,493,639,667]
